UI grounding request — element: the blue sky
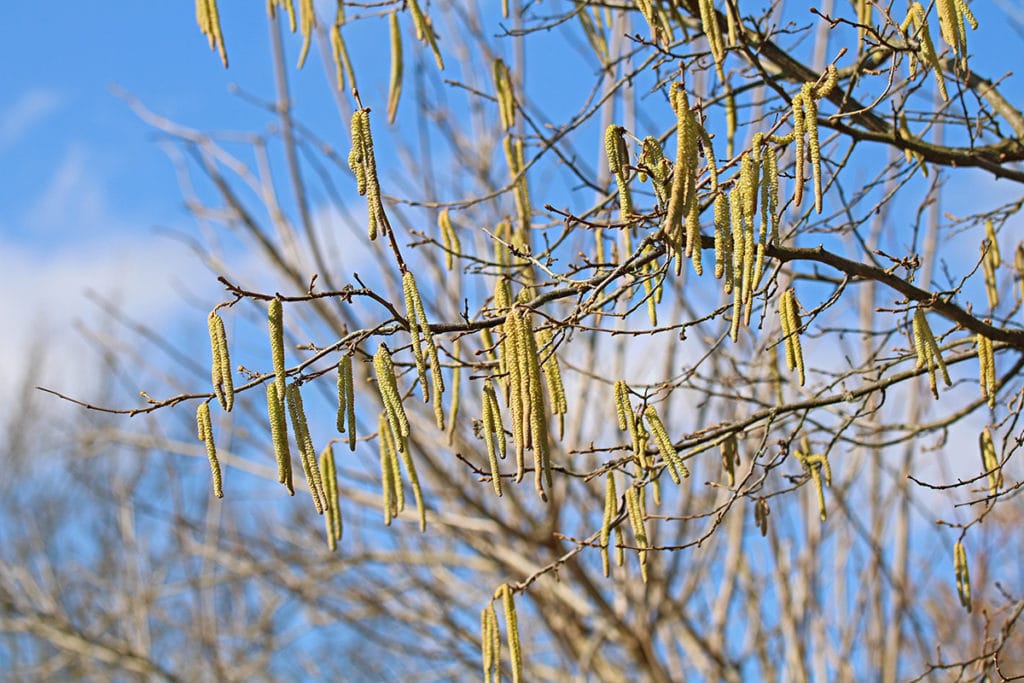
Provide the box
[0,4,340,401]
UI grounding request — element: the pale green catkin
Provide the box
[268,299,286,405]
[336,355,356,450]
[319,444,342,550]
[267,382,294,495]
[285,382,327,514]
[373,344,410,453]
[497,584,523,683]
[207,310,234,412]
[196,402,223,498]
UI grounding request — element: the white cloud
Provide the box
[0,89,62,150]
[0,142,213,419]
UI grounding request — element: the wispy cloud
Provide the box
[0,89,62,150]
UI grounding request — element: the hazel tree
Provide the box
[52,1,1024,679]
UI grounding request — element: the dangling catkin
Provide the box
[754,497,770,536]
[643,405,689,484]
[902,3,948,101]
[481,603,500,683]
[195,0,228,67]
[407,0,444,70]
[979,427,1002,496]
[493,59,515,131]
[336,355,357,450]
[496,584,523,683]
[208,310,234,412]
[780,288,806,386]
[977,334,996,408]
[936,0,977,69]
[535,327,567,439]
[379,413,397,525]
[439,208,461,271]
[373,344,410,451]
[982,220,1000,309]
[196,401,223,498]
[626,485,649,582]
[267,382,294,495]
[720,433,740,487]
[386,11,403,124]
[268,299,287,404]
[330,8,357,92]
[482,379,505,497]
[295,0,316,68]
[954,539,972,612]
[285,382,327,514]
[319,444,342,551]
[348,109,385,240]
[600,470,617,577]
[912,309,951,398]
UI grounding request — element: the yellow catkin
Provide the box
[937,0,977,69]
[729,189,745,340]
[295,0,316,68]
[977,334,996,407]
[267,0,296,32]
[954,539,972,612]
[386,11,403,124]
[721,434,740,487]
[269,298,287,407]
[373,344,410,451]
[208,310,234,412]
[285,382,327,514]
[496,584,523,683]
[613,380,640,457]
[408,0,444,70]
[503,135,532,240]
[754,497,770,536]
[319,444,342,551]
[643,405,689,484]
[481,603,500,683]
[330,7,358,92]
[982,220,1000,308]
[1016,242,1024,305]
[493,59,515,130]
[600,470,617,578]
[979,427,1002,496]
[337,355,357,450]
[605,124,633,221]
[195,0,228,67]
[903,3,948,101]
[626,485,648,582]
[912,309,951,398]
[446,339,462,445]
[348,109,385,240]
[535,327,567,439]
[780,289,806,386]
[403,271,429,402]
[664,84,700,271]
[713,192,731,281]
[196,401,223,498]
[379,413,397,525]
[482,379,504,497]
[639,136,672,207]
[404,271,445,428]
[439,208,461,271]
[517,309,551,500]
[267,382,293,495]
[699,0,725,74]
